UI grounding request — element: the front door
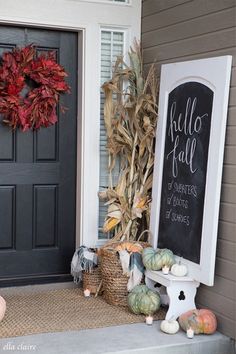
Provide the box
[0,26,78,286]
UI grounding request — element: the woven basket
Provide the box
[82,258,103,296]
[100,231,151,307]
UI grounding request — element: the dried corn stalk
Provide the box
[99,40,158,241]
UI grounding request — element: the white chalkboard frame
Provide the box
[150,56,232,286]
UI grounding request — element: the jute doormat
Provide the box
[0,288,166,338]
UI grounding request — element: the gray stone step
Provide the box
[0,322,234,354]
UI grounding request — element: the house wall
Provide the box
[142,0,236,339]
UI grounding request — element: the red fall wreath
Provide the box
[0,45,70,131]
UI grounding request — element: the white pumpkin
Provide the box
[160,319,179,334]
[0,296,6,322]
[171,262,188,277]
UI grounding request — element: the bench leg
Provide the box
[165,281,200,320]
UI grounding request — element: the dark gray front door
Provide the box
[0,26,78,286]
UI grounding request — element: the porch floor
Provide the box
[0,283,234,354]
[0,321,234,354]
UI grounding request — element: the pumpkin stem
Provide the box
[169,315,176,322]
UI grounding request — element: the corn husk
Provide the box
[99,40,158,241]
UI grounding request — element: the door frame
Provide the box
[0,0,142,249]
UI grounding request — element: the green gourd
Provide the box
[142,247,175,270]
[128,285,161,316]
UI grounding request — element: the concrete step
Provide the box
[0,322,234,354]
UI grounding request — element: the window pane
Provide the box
[99,29,125,240]
[113,32,124,42]
[101,31,111,41]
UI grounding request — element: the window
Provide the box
[98,30,125,240]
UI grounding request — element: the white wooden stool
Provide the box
[145,270,200,320]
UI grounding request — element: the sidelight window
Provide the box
[98,29,125,240]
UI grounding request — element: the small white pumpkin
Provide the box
[171,261,188,277]
[160,318,179,334]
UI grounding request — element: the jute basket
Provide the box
[100,231,151,307]
[82,258,103,296]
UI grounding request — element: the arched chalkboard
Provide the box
[158,82,213,264]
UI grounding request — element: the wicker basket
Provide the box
[100,231,151,306]
[101,246,128,306]
[82,258,103,296]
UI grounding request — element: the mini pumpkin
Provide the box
[160,318,179,334]
[171,262,188,277]
[128,285,161,316]
[179,309,217,334]
[0,296,6,322]
[142,247,175,271]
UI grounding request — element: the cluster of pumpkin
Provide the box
[127,246,217,336]
[128,284,217,335]
[160,309,217,335]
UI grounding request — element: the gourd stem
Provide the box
[169,315,176,322]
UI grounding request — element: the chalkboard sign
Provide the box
[158,82,213,264]
[150,57,232,285]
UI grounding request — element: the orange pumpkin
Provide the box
[115,242,143,253]
[179,309,217,334]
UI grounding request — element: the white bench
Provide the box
[145,270,200,320]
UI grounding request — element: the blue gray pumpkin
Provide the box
[128,285,161,315]
[142,247,175,270]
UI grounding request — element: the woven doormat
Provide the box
[0,288,166,338]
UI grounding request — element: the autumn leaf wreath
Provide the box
[0,45,70,131]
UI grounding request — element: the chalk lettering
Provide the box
[167,97,207,177]
[166,136,197,177]
[171,212,190,226]
[173,183,197,197]
[173,196,188,209]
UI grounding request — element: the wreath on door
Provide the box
[0,45,70,131]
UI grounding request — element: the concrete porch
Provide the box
[0,283,234,354]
